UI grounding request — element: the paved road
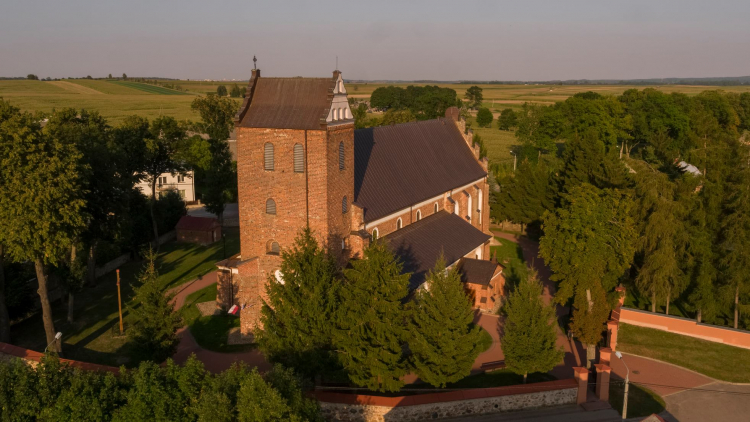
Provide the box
[660,382,750,422]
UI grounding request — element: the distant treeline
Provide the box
[350,76,750,86]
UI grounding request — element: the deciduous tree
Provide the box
[216,85,228,97]
[0,104,87,353]
[497,108,518,131]
[464,86,483,109]
[191,94,240,141]
[475,107,493,128]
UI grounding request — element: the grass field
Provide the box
[4,79,750,157]
[617,323,750,383]
[9,228,240,367]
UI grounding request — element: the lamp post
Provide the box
[44,332,62,354]
[615,351,629,420]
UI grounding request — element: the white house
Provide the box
[136,171,196,202]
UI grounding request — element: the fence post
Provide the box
[607,320,619,351]
[573,367,588,405]
[595,364,611,402]
[599,347,612,366]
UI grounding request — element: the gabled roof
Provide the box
[383,211,491,289]
[238,77,335,130]
[354,119,487,222]
[175,215,219,232]
[458,258,502,286]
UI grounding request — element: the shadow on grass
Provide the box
[189,314,255,354]
[608,379,665,418]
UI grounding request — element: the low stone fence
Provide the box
[618,307,750,350]
[314,379,579,422]
[0,342,119,374]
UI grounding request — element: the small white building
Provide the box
[137,171,196,202]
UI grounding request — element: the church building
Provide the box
[216,69,505,337]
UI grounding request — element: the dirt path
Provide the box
[47,80,104,95]
[169,271,270,373]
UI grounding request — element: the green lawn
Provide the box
[617,323,750,383]
[180,282,255,354]
[9,227,240,367]
[489,235,527,290]
[609,379,665,418]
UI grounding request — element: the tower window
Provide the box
[342,196,348,214]
[264,143,274,171]
[267,241,280,255]
[416,210,422,221]
[397,218,403,230]
[266,198,276,215]
[339,142,345,170]
[371,228,379,241]
[293,144,304,173]
[434,203,439,213]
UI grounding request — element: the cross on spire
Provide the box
[253,55,257,70]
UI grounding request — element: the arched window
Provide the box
[267,241,280,255]
[478,189,483,214]
[264,143,274,171]
[454,202,460,216]
[416,210,422,221]
[397,218,403,230]
[342,196,348,214]
[293,144,304,173]
[467,194,473,221]
[371,228,379,241]
[266,198,276,215]
[338,142,345,170]
[434,203,439,213]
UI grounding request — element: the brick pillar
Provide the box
[573,367,588,405]
[615,286,626,307]
[594,364,611,402]
[599,347,612,366]
[607,319,619,351]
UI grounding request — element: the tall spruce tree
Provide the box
[408,258,484,387]
[501,270,563,383]
[629,159,688,314]
[256,229,341,379]
[129,249,182,362]
[720,147,750,329]
[334,240,410,392]
[0,103,87,353]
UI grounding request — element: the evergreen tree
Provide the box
[464,86,483,109]
[256,229,341,379]
[720,147,750,329]
[629,159,688,314]
[216,85,228,97]
[334,240,410,392]
[493,160,555,232]
[129,249,182,363]
[409,258,484,387]
[230,84,241,98]
[569,285,611,368]
[501,270,563,382]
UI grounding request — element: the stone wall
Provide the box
[315,379,578,422]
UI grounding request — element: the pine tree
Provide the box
[501,270,563,382]
[409,258,484,387]
[334,240,410,392]
[256,229,341,379]
[569,285,611,368]
[129,249,182,362]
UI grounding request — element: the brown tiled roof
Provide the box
[458,258,501,286]
[383,211,491,289]
[175,215,219,232]
[238,77,334,130]
[354,119,487,222]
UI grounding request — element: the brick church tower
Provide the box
[216,69,355,336]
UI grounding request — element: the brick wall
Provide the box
[315,379,578,422]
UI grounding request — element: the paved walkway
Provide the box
[168,270,270,373]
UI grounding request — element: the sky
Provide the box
[2,0,749,81]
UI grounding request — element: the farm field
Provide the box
[3,79,749,158]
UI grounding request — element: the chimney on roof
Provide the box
[445,106,460,121]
